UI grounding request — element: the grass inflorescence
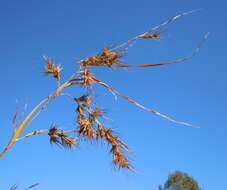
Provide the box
[0,10,209,171]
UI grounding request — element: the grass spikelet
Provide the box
[79,69,96,86]
[138,32,161,39]
[78,119,95,139]
[96,125,131,170]
[60,135,76,149]
[43,55,62,82]
[75,95,92,106]
[90,108,104,120]
[111,145,132,170]
[48,126,76,149]
[80,47,128,68]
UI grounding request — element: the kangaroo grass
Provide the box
[0,10,208,170]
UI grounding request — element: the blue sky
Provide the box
[0,0,226,189]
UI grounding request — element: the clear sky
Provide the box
[0,0,226,190]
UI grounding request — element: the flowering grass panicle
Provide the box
[0,10,208,171]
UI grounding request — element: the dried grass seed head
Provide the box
[80,55,101,67]
[105,128,128,150]
[60,135,76,149]
[89,107,104,121]
[43,55,62,82]
[111,145,132,170]
[100,48,124,67]
[48,126,76,149]
[96,127,106,139]
[78,119,95,138]
[48,127,59,144]
[138,32,161,39]
[80,47,125,67]
[75,95,92,106]
[79,69,96,86]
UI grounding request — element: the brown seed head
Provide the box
[80,48,124,67]
[111,145,131,170]
[60,135,76,149]
[75,95,92,106]
[80,55,101,67]
[48,126,76,149]
[78,119,95,138]
[90,108,103,120]
[101,47,111,57]
[100,48,123,67]
[43,55,62,82]
[138,32,161,39]
[79,69,95,86]
[48,127,59,144]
